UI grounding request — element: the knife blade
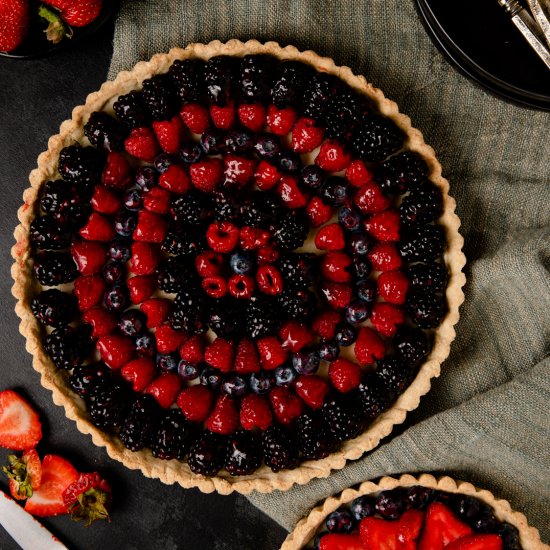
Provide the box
[498,0,550,70]
[0,490,69,550]
[526,0,550,47]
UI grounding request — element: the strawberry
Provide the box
[97,334,134,369]
[128,275,156,304]
[130,242,161,275]
[177,385,214,422]
[234,338,260,373]
[224,154,256,188]
[120,358,156,392]
[306,197,333,227]
[4,449,42,500]
[124,127,160,162]
[279,321,314,352]
[73,275,106,311]
[179,102,210,134]
[256,336,287,370]
[62,472,111,525]
[143,186,171,214]
[238,103,266,132]
[315,223,346,250]
[418,502,473,550]
[328,358,362,393]
[101,151,132,189]
[152,115,184,154]
[155,324,186,354]
[42,0,102,27]
[312,310,342,340]
[158,164,191,194]
[0,391,42,450]
[320,281,353,309]
[269,386,304,426]
[295,375,329,409]
[202,276,228,298]
[25,455,78,517]
[445,534,503,550]
[145,373,181,409]
[360,515,400,549]
[195,250,224,277]
[205,395,239,434]
[365,210,401,242]
[320,251,352,283]
[210,101,236,129]
[291,117,325,153]
[398,509,424,550]
[370,302,405,337]
[141,298,171,328]
[354,326,386,365]
[346,159,374,187]
[256,264,283,295]
[133,210,168,243]
[254,160,281,190]
[204,338,234,373]
[82,307,117,338]
[319,533,364,550]
[71,240,106,275]
[354,180,391,214]
[315,140,352,172]
[0,0,28,52]
[91,185,122,215]
[266,105,297,135]
[368,242,403,272]
[378,270,409,305]
[206,221,239,253]
[239,226,270,250]
[79,212,115,241]
[178,335,205,364]
[190,158,223,193]
[240,394,272,431]
[276,174,308,209]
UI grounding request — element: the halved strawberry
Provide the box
[4,449,42,500]
[445,534,503,550]
[62,472,111,525]
[25,455,78,517]
[319,533,363,550]
[418,502,473,550]
[360,515,400,550]
[0,391,42,450]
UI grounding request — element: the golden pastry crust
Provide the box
[281,473,548,550]
[12,39,467,494]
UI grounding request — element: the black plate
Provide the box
[416,0,550,110]
[0,1,117,59]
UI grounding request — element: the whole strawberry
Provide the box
[0,0,29,52]
[62,471,111,525]
[43,0,102,27]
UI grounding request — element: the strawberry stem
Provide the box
[38,5,73,44]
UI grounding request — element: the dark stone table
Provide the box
[0,22,286,550]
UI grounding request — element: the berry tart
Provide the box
[12,40,466,493]
[281,474,546,550]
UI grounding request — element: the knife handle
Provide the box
[498,0,523,17]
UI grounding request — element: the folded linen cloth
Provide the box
[108,0,550,541]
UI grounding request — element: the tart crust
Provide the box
[281,473,547,550]
[11,39,467,494]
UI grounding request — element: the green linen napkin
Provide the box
[108,0,550,541]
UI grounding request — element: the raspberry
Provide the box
[205,395,239,434]
[206,221,239,253]
[195,251,224,277]
[73,275,106,311]
[256,265,284,296]
[315,223,346,250]
[377,270,409,305]
[234,338,260,373]
[354,180,391,214]
[223,155,256,188]
[140,298,171,328]
[178,335,205,364]
[97,334,135,369]
[91,185,122,215]
[312,310,342,340]
[269,386,305,426]
[79,212,115,242]
[266,105,297,135]
[276,174,309,209]
[320,251,352,283]
[133,210,168,243]
[295,375,329,409]
[121,358,156,392]
[306,197,333,227]
[368,242,403,272]
[177,385,214,422]
[82,307,117,338]
[179,102,210,134]
[279,321,314,352]
[152,115,184,154]
[238,103,267,132]
[240,394,273,431]
[127,275,156,304]
[315,140,352,172]
[209,100,236,129]
[239,227,270,250]
[257,245,279,265]
[130,242,161,275]
[190,158,223,193]
[143,187,171,214]
[354,326,386,365]
[71,241,107,275]
[256,336,287,370]
[364,210,401,242]
[370,303,405,337]
[291,117,325,153]
[124,127,160,162]
[254,160,281,190]
[346,159,374,187]
[101,151,133,189]
[155,324,186,354]
[204,338,234,373]
[329,358,362,393]
[202,276,228,298]
[145,373,182,409]
[158,164,191,194]
[320,282,353,310]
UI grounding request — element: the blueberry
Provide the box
[253,133,281,159]
[318,340,339,361]
[406,486,435,510]
[118,309,147,336]
[375,489,408,520]
[200,367,223,391]
[104,285,130,312]
[102,261,125,284]
[292,348,320,374]
[200,128,226,155]
[300,165,325,189]
[352,257,372,280]
[108,239,131,262]
[249,371,274,394]
[499,523,521,550]
[345,301,371,325]
[325,508,355,534]
[157,353,179,372]
[274,364,297,386]
[338,206,362,232]
[135,332,156,357]
[357,279,376,302]
[320,176,349,206]
[350,495,376,520]
[135,166,158,191]
[453,495,482,520]
[229,251,254,275]
[334,323,357,346]
[474,511,499,533]
[178,360,201,380]
[154,153,174,173]
[348,232,371,255]
[123,188,142,210]
[179,142,203,163]
[222,374,248,397]
[225,130,253,154]
[114,211,137,237]
[278,152,301,172]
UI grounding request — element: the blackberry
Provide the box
[88,382,130,430]
[31,289,77,327]
[375,151,428,195]
[407,290,446,328]
[29,215,72,250]
[262,425,299,472]
[302,73,340,121]
[44,325,92,370]
[240,54,275,103]
[142,74,178,121]
[323,91,367,142]
[272,210,309,251]
[162,224,207,256]
[170,287,207,334]
[356,377,390,421]
[208,297,245,338]
[271,61,312,109]
[351,115,404,162]
[224,430,263,476]
[408,262,448,293]
[83,111,127,152]
[240,191,281,229]
[40,180,79,223]
[296,412,335,460]
[33,251,77,286]
[375,357,413,400]
[151,409,192,460]
[321,396,363,442]
[157,256,196,293]
[171,190,213,224]
[113,90,150,128]
[212,190,240,222]
[58,145,104,187]
[276,253,316,290]
[245,296,281,338]
[399,224,445,262]
[69,362,112,398]
[120,395,161,452]
[187,431,227,476]
[394,325,430,367]
[400,180,443,226]
[278,289,317,322]
[168,58,205,103]
[204,56,239,105]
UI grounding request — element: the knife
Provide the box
[526,0,550,47]
[498,0,550,70]
[0,490,69,550]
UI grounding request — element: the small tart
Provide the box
[281,473,547,550]
[12,39,466,494]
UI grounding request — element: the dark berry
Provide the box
[273,211,309,251]
[157,256,197,293]
[240,191,281,228]
[249,371,274,395]
[142,74,178,120]
[240,54,275,103]
[135,332,156,357]
[58,145,104,186]
[376,357,413,399]
[345,300,370,325]
[225,129,253,154]
[151,409,191,460]
[40,180,82,224]
[321,396,362,441]
[357,279,376,302]
[323,91,366,143]
[108,239,131,262]
[408,262,447,293]
[179,142,203,163]
[278,151,302,173]
[29,215,72,250]
[204,56,238,105]
[177,360,201,381]
[400,180,443,226]
[114,211,137,236]
[302,72,340,121]
[245,296,280,339]
[44,325,92,370]
[200,367,223,391]
[253,133,281,159]
[499,523,521,550]
[474,511,499,533]
[171,190,212,225]
[187,431,227,476]
[394,325,430,367]
[122,188,142,211]
[225,430,262,476]
[296,412,334,460]
[348,232,371,256]
[154,152,174,174]
[156,353,179,372]
[375,151,428,194]
[274,364,297,386]
[162,225,207,257]
[352,257,372,280]
[375,489,409,520]
[406,486,435,510]
[113,90,150,128]
[135,166,158,192]
[350,495,376,520]
[318,340,339,361]
[212,190,240,222]
[278,289,317,322]
[325,508,355,534]
[33,251,77,285]
[351,116,404,162]
[277,253,316,291]
[334,323,357,346]
[320,176,349,206]
[271,61,312,108]
[222,375,248,397]
[118,309,147,336]
[407,289,446,328]
[119,394,161,452]
[69,362,111,398]
[339,206,362,232]
[230,251,254,275]
[84,111,127,151]
[292,348,321,375]
[399,224,445,262]
[168,58,205,103]
[356,376,390,420]
[200,127,227,155]
[300,164,325,189]
[262,425,300,472]
[208,298,245,339]
[88,382,130,430]
[102,261,125,285]
[31,289,77,327]
[104,285,130,312]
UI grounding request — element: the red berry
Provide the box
[228,274,255,299]
[79,212,115,242]
[239,226,270,250]
[206,221,239,253]
[368,242,403,271]
[158,164,191,194]
[279,321,314,352]
[145,373,181,409]
[155,324,186,354]
[370,303,405,337]
[73,275,106,311]
[256,265,283,295]
[121,358,156,392]
[276,174,308,209]
[130,242,160,275]
[143,186,171,214]
[71,241,106,275]
[354,327,386,365]
[254,160,281,190]
[312,310,342,340]
[140,298,171,328]
[295,375,329,409]
[321,281,353,310]
[320,534,363,550]
[152,115,184,154]
[82,307,117,338]
[291,117,325,153]
[306,197,333,228]
[210,100,236,129]
[256,245,279,265]
[346,159,374,188]
[320,251,352,283]
[364,210,401,242]
[204,338,234,373]
[133,210,167,243]
[91,185,122,215]
[266,105,297,135]
[127,275,156,304]
[315,140,352,172]
[256,336,287,370]
[179,102,210,134]
[445,535,503,550]
[0,0,29,53]
[378,270,409,304]
[178,335,205,364]
[417,502,473,550]
[223,154,256,188]
[240,394,272,430]
[269,386,304,425]
[315,223,346,250]
[177,385,214,422]
[234,338,260,373]
[354,181,391,214]
[202,276,228,298]
[205,395,239,434]
[238,103,266,132]
[190,158,223,193]
[124,127,159,162]
[101,151,132,189]
[195,251,224,277]
[329,359,362,393]
[97,334,134,369]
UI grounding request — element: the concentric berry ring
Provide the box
[12,40,466,494]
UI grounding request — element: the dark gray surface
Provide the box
[0,22,286,550]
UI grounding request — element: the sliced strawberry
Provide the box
[155,324,186,354]
[4,449,42,500]
[234,338,260,373]
[319,533,364,550]
[295,375,329,409]
[256,336,287,370]
[130,242,161,275]
[398,509,425,550]
[152,115,184,154]
[62,472,111,525]
[205,338,234,373]
[144,373,182,409]
[444,534,503,550]
[205,395,239,434]
[120,358,157,392]
[360,515,400,550]
[240,394,272,431]
[25,455,78,517]
[418,502,473,550]
[141,298,171,328]
[0,391,42,450]
[177,385,214,423]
